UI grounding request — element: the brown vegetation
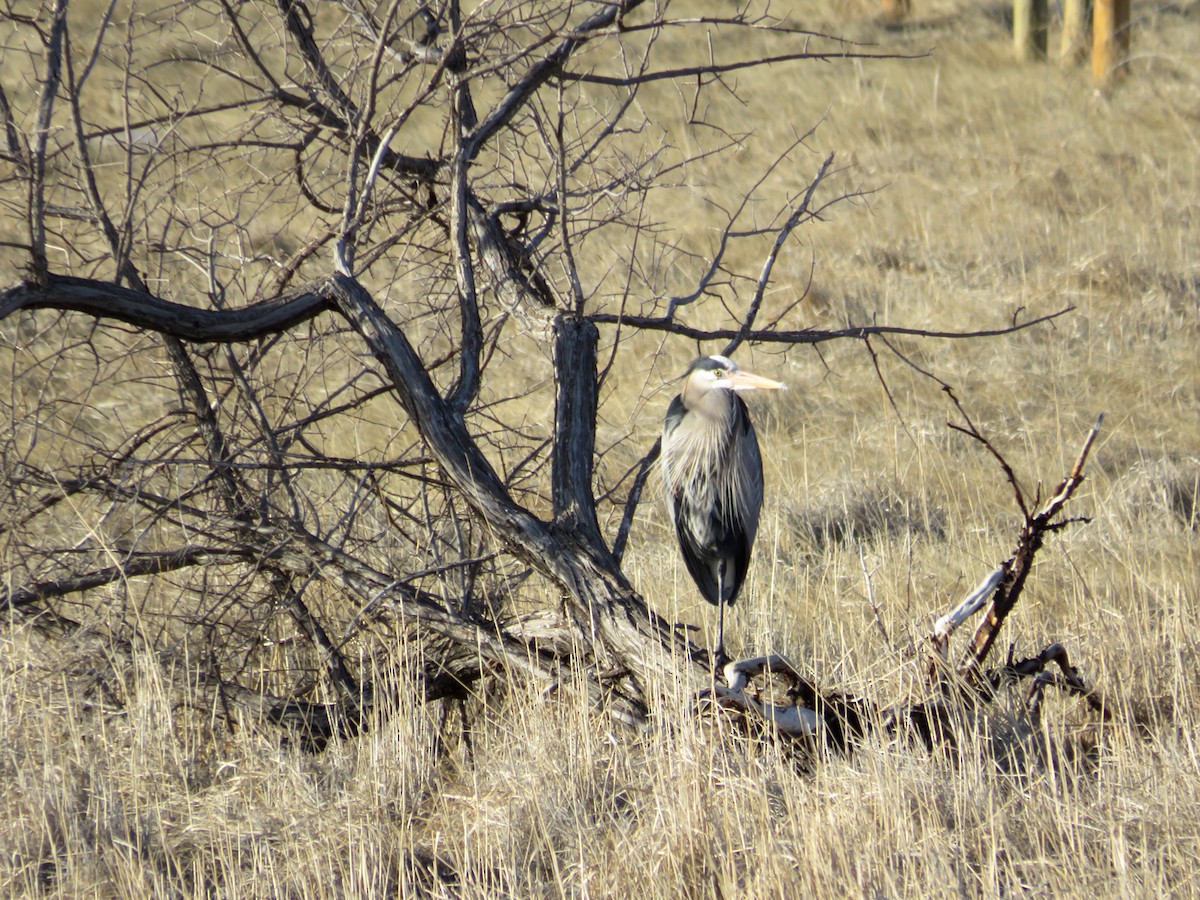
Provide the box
[1,0,1198,895]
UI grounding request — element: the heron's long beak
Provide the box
[726,370,786,392]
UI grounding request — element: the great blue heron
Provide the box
[661,355,785,663]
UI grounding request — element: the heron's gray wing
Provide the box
[718,394,764,604]
[729,394,765,565]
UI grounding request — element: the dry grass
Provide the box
[3,0,1200,896]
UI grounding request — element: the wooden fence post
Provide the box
[1093,0,1132,85]
[1013,0,1049,60]
[882,0,911,24]
[1060,0,1089,64]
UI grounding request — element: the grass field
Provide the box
[2,0,1199,896]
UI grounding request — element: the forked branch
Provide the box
[956,414,1104,683]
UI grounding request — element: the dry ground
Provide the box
[2,0,1199,897]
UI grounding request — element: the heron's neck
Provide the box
[667,389,740,499]
[685,386,736,424]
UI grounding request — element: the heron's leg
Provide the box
[715,561,728,668]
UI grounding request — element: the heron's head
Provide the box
[682,355,786,402]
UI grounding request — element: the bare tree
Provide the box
[0,0,1069,746]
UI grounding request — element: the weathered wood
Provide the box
[927,566,1006,678]
[447,141,483,412]
[466,198,557,318]
[551,315,604,543]
[957,416,1102,682]
[323,272,698,692]
[696,654,872,753]
[992,643,1110,721]
[699,667,821,738]
[0,275,328,340]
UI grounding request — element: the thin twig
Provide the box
[858,545,892,651]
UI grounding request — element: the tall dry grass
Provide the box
[3,0,1199,896]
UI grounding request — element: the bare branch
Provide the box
[0,276,329,340]
[27,0,69,284]
[590,306,1075,343]
[956,416,1104,682]
[447,139,483,412]
[994,643,1111,721]
[1,547,249,616]
[723,151,835,358]
[927,565,1006,673]
[276,0,359,125]
[0,82,28,167]
[463,0,646,162]
[562,47,929,86]
[945,386,1031,520]
[612,439,660,565]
